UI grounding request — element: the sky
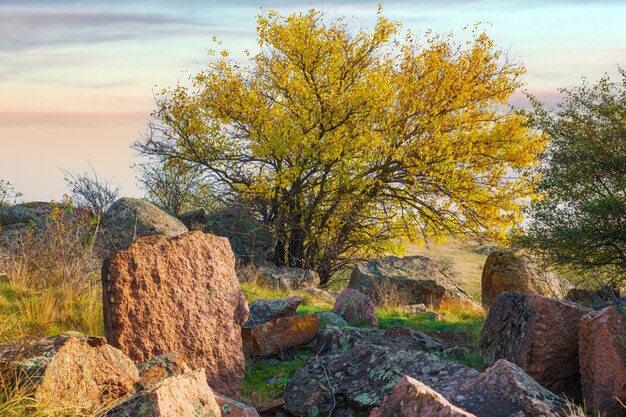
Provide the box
[0,0,624,201]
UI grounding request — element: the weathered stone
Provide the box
[333,289,378,326]
[481,250,573,306]
[301,287,336,304]
[137,352,191,388]
[245,297,302,327]
[283,342,479,416]
[256,266,320,290]
[214,392,261,417]
[350,256,478,308]
[318,312,349,329]
[106,368,221,417]
[242,314,320,357]
[0,334,138,414]
[480,292,591,401]
[316,325,448,356]
[98,197,188,257]
[579,306,626,416]
[454,360,568,417]
[102,231,249,399]
[371,376,476,417]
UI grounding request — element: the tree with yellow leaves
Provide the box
[135,7,545,285]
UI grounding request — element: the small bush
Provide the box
[0,201,100,291]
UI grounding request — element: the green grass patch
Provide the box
[242,352,310,407]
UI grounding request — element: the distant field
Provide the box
[405,238,495,300]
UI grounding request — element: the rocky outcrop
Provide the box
[245,297,302,327]
[349,255,478,308]
[102,231,249,399]
[579,306,626,416]
[371,376,476,417]
[256,266,320,290]
[481,250,573,306]
[283,337,479,416]
[453,360,568,417]
[98,197,188,257]
[333,289,378,326]
[106,368,221,417]
[242,314,320,357]
[0,334,138,414]
[315,325,448,355]
[480,292,591,401]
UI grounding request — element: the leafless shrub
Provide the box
[63,165,120,214]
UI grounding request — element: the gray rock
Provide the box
[284,341,479,416]
[454,360,568,417]
[349,256,479,308]
[318,312,349,329]
[98,198,187,257]
[256,266,320,290]
[244,296,302,327]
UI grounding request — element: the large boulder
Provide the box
[0,334,138,414]
[579,306,626,416]
[255,265,320,290]
[0,202,49,227]
[453,360,568,417]
[106,368,221,417]
[371,376,476,417]
[481,250,573,306]
[102,231,249,399]
[242,314,320,357]
[245,296,302,327]
[98,197,187,257]
[480,292,591,401]
[349,255,478,308]
[333,289,378,326]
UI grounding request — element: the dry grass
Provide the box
[0,203,100,291]
[405,237,493,299]
[372,278,413,308]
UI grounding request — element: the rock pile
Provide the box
[480,291,626,416]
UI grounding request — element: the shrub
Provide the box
[0,201,100,291]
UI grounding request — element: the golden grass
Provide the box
[405,237,492,299]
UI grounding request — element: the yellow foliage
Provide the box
[141,7,545,283]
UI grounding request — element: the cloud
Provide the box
[0,6,218,51]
